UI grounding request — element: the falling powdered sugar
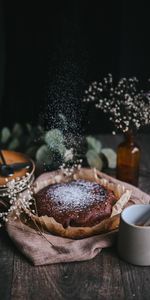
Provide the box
[46,180,107,211]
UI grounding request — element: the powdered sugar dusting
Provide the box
[46,180,107,211]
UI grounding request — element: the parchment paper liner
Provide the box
[26,168,131,239]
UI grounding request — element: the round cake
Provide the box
[34,179,117,228]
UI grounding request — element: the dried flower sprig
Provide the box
[0,173,34,226]
[60,159,83,177]
[83,74,150,133]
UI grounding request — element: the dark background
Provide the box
[0,1,150,133]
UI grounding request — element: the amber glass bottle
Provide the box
[116,130,141,186]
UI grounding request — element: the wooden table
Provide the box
[0,134,150,300]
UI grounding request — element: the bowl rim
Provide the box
[121,204,150,229]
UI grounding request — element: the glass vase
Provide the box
[116,130,141,186]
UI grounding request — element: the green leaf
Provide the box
[26,123,32,132]
[0,127,11,143]
[36,145,52,164]
[64,148,74,162]
[58,113,68,131]
[86,136,102,154]
[101,148,117,169]
[86,149,103,170]
[45,129,64,145]
[57,144,66,157]
[44,129,66,157]
[37,125,44,134]
[8,138,20,150]
[12,123,23,137]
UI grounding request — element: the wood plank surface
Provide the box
[0,229,14,300]
[0,134,150,300]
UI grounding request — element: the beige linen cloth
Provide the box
[6,172,150,266]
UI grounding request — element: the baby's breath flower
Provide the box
[0,173,34,225]
[83,74,150,133]
[60,159,83,177]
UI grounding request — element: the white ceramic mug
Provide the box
[117,204,150,266]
